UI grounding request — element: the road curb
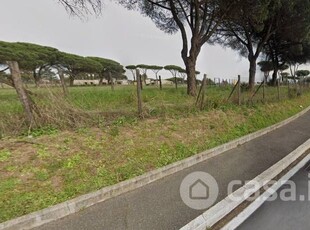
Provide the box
[1,106,310,230]
[180,139,310,230]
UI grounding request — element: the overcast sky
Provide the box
[1,0,266,81]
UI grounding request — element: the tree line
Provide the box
[55,0,310,96]
[119,0,310,96]
[0,41,125,87]
[0,41,125,124]
[2,0,310,125]
[126,64,200,89]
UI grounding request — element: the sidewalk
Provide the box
[34,110,310,230]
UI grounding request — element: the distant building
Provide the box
[115,80,130,85]
[161,79,174,85]
[145,78,174,85]
[145,79,156,85]
[74,79,132,86]
[74,79,102,86]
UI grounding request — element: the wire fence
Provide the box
[1,75,310,135]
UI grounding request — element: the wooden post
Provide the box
[175,75,178,89]
[250,81,263,102]
[136,69,143,118]
[200,74,207,110]
[196,74,207,109]
[7,61,34,125]
[159,75,162,90]
[227,79,239,101]
[140,74,143,90]
[196,81,203,105]
[109,72,114,91]
[237,75,241,106]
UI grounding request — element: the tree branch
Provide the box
[169,0,189,59]
[176,0,192,30]
[146,0,171,10]
[0,67,9,73]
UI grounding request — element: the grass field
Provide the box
[0,84,300,135]
[0,83,310,222]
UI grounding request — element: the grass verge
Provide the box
[0,88,310,222]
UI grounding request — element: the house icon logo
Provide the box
[180,171,219,210]
[189,179,210,200]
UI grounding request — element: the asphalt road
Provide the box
[34,109,310,230]
[238,167,310,230]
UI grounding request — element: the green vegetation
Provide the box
[0,40,126,124]
[1,85,310,222]
[118,0,310,94]
[1,0,310,224]
[0,84,303,135]
[0,41,125,86]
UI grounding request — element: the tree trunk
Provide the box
[248,56,257,90]
[271,67,278,86]
[183,37,201,96]
[143,74,147,85]
[58,69,68,96]
[33,70,40,87]
[109,72,114,91]
[155,74,158,86]
[185,58,197,96]
[174,75,178,89]
[99,73,104,86]
[136,69,143,118]
[7,61,34,124]
[69,75,74,87]
[131,71,136,82]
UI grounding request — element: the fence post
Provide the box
[238,75,241,106]
[136,69,143,118]
[227,78,238,102]
[159,75,162,90]
[200,74,207,110]
[175,75,178,89]
[196,74,207,109]
[140,74,143,90]
[109,72,114,91]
